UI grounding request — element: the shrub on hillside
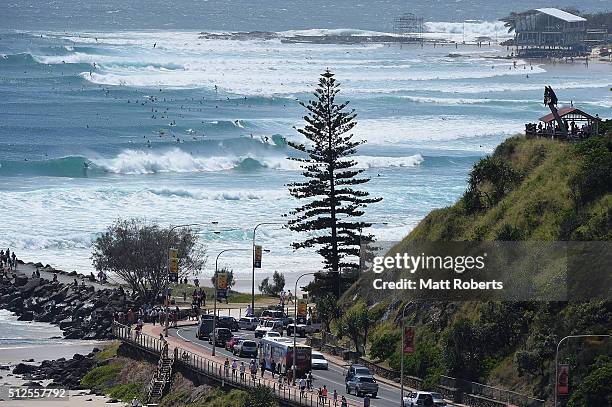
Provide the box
[369,329,400,361]
[570,137,612,204]
[567,357,612,407]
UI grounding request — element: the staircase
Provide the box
[146,354,174,402]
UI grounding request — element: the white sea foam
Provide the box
[91,149,238,174]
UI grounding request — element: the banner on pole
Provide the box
[168,248,179,282]
[557,364,569,395]
[217,273,228,290]
[297,300,307,317]
[403,326,415,353]
[254,245,262,268]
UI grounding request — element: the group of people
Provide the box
[1,248,17,271]
[278,289,294,307]
[525,117,600,139]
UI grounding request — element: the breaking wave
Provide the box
[0,149,423,178]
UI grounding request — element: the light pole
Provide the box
[293,271,317,385]
[554,334,610,407]
[251,222,284,312]
[399,301,413,406]
[164,222,218,337]
[212,248,250,356]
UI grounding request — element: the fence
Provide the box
[440,376,545,407]
[112,322,365,407]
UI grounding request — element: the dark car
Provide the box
[209,328,233,347]
[217,316,239,332]
[196,315,215,340]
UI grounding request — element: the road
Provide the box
[171,324,405,407]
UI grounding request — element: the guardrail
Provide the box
[112,322,365,407]
[440,376,545,407]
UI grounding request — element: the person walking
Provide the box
[333,389,338,406]
[270,359,276,379]
[260,358,266,378]
[231,359,238,379]
[341,396,348,407]
[299,377,306,398]
[224,358,230,377]
[363,394,371,407]
[239,361,246,381]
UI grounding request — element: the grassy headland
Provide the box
[343,131,612,404]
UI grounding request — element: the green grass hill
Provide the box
[343,132,612,405]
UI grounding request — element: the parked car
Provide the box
[225,335,243,352]
[233,339,258,358]
[345,364,378,398]
[209,328,232,347]
[217,316,239,331]
[196,315,215,340]
[403,391,447,407]
[254,319,284,338]
[310,351,328,370]
[238,316,259,330]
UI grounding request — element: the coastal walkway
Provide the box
[113,321,368,407]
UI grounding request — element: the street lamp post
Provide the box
[164,222,218,337]
[554,334,610,407]
[212,248,249,356]
[293,272,317,385]
[251,222,284,312]
[399,301,413,406]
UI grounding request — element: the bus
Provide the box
[258,337,312,378]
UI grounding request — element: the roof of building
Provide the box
[539,106,601,123]
[535,8,586,23]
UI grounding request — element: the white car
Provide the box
[403,391,447,407]
[310,351,328,370]
[263,331,282,339]
[238,317,259,330]
[254,319,283,338]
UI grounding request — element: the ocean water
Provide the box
[0,1,611,291]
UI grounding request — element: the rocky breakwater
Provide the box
[12,351,98,389]
[0,272,136,339]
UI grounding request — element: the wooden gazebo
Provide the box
[526,106,602,139]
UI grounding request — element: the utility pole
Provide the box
[554,334,610,407]
[212,248,249,356]
[164,222,218,337]
[293,272,317,385]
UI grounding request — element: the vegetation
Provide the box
[343,135,611,400]
[315,294,341,333]
[80,364,122,391]
[259,271,286,296]
[92,218,207,302]
[244,386,278,407]
[567,356,612,407]
[335,300,375,353]
[286,69,381,298]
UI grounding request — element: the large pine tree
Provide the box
[287,69,381,297]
